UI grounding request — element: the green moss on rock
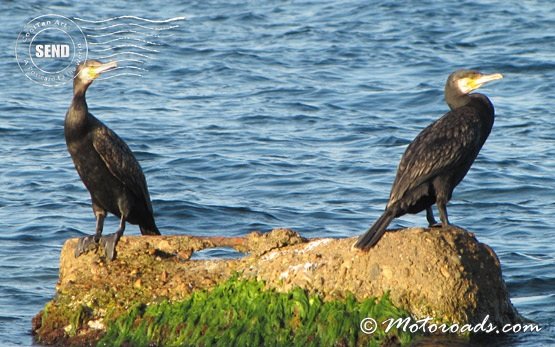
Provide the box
[99,277,413,347]
[34,229,522,345]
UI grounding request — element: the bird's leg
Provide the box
[75,209,106,258]
[426,206,439,227]
[93,210,106,241]
[99,216,126,261]
[437,200,450,228]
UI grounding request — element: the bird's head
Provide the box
[74,60,118,86]
[447,70,503,95]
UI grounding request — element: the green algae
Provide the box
[99,276,413,346]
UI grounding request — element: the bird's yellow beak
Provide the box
[87,61,118,80]
[469,73,503,90]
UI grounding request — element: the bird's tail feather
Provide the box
[354,209,395,250]
[140,224,161,235]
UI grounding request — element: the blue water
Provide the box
[1,0,554,345]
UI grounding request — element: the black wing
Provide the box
[92,120,154,213]
[387,106,484,207]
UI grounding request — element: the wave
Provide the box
[74,16,181,77]
[97,52,151,59]
[87,31,175,39]
[97,72,144,80]
[73,15,186,24]
[109,58,146,64]
[80,23,180,31]
[93,44,159,53]
[87,30,146,38]
[89,37,162,46]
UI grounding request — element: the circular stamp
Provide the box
[15,14,88,87]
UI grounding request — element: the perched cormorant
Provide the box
[354,70,503,250]
[65,60,160,260]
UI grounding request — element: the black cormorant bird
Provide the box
[354,70,503,250]
[65,60,160,260]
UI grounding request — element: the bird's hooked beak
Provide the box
[473,73,503,88]
[95,61,118,74]
[458,72,503,94]
[78,61,118,82]
[88,61,118,79]
[469,72,503,92]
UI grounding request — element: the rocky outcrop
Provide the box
[33,226,522,345]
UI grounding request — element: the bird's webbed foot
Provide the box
[75,235,100,257]
[99,232,122,261]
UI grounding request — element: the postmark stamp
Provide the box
[15,14,88,87]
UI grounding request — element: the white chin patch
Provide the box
[457,78,473,94]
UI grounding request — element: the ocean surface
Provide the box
[1,0,554,345]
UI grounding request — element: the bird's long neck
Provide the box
[66,83,89,130]
[470,93,495,140]
[445,87,471,110]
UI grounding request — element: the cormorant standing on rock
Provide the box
[355,70,503,250]
[65,60,160,260]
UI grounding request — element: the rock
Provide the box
[33,226,522,345]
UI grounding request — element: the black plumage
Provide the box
[65,60,160,260]
[355,70,503,250]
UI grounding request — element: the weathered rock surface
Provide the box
[33,226,522,345]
